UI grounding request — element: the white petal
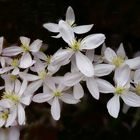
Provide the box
[44,77,56,91]
[73,24,93,34]
[86,50,95,62]
[81,34,105,50]
[122,104,130,114]
[0,66,13,74]
[104,47,117,63]
[43,23,59,33]
[51,97,60,120]
[73,83,84,99]
[18,104,25,125]
[125,57,140,70]
[63,72,84,86]
[51,33,61,38]
[30,39,43,52]
[0,36,4,53]
[32,93,53,103]
[8,127,20,140]
[60,93,79,104]
[15,80,21,94]
[66,6,75,25]
[114,65,130,87]
[20,36,30,46]
[0,119,5,127]
[0,99,11,108]
[121,91,140,107]
[19,52,34,68]
[33,51,47,61]
[76,52,94,77]
[18,80,27,96]
[2,46,23,56]
[107,95,120,118]
[134,69,140,83]
[96,78,115,93]
[59,20,74,45]
[86,77,100,99]
[117,43,126,58]
[94,64,115,76]
[12,67,19,75]
[0,57,6,67]
[20,96,31,105]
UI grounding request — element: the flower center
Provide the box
[2,92,20,104]
[53,91,62,97]
[112,56,124,67]
[38,70,47,79]
[11,59,19,67]
[71,39,81,51]
[0,110,9,120]
[46,55,52,64]
[10,75,18,81]
[115,87,125,94]
[21,44,30,52]
[135,84,140,95]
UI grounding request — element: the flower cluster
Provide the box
[0,6,140,139]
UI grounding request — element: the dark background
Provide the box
[0,0,140,139]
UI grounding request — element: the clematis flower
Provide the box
[43,6,93,38]
[97,65,140,118]
[2,37,43,68]
[104,43,140,69]
[0,126,20,140]
[32,82,79,120]
[0,37,6,67]
[0,80,32,126]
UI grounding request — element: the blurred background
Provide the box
[0,0,140,139]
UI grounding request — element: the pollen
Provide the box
[11,59,19,67]
[21,44,30,52]
[46,55,52,64]
[112,56,124,67]
[53,91,62,97]
[115,87,125,94]
[2,92,20,103]
[38,70,47,79]
[71,39,81,51]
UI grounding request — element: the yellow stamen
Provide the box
[0,110,9,120]
[53,91,62,97]
[135,84,140,95]
[71,39,81,51]
[11,59,19,67]
[112,56,124,67]
[38,70,47,79]
[21,44,30,52]
[115,87,125,94]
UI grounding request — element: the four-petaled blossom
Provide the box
[43,6,93,38]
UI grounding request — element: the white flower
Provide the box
[97,65,140,118]
[0,80,32,126]
[2,37,43,68]
[43,6,93,38]
[0,126,20,140]
[32,81,79,120]
[104,43,140,69]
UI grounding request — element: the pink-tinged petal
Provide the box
[20,36,30,46]
[134,69,140,83]
[73,83,84,99]
[117,43,126,58]
[43,23,59,33]
[86,77,100,99]
[59,20,75,45]
[107,95,120,118]
[0,66,13,74]
[94,64,115,77]
[2,46,23,56]
[12,67,19,75]
[81,34,105,50]
[6,109,17,127]
[73,24,93,34]
[60,93,79,104]
[32,93,53,103]
[18,104,25,125]
[30,39,43,52]
[51,97,60,120]
[121,91,140,107]
[114,65,130,87]
[66,6,75,25]
[76,51,94,77]
[104,47,117,63]
[125,57,140,70]
[96,78,115,93]
[33,51,47,61]
[0,57,6,67]
[63,72,84,86]
[19,52,34,68]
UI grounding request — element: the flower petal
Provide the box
[86,77,100,99]
[73,24,93,34]
[107,95,120,118]
[51,97,60,120]
[0,36,4,54]
[73,83,84,99]
[134,69,140,83]
[66,6,75,25]
[30,39,43,52]
[94,64,115,77]
[121,91,140,107]
[18,80,27,96]
[20,96,31,105]
[20,36,30,46]
[59,20,74,45]
[81,34,105,50]
[75,52,94,77]
[86,50,95,62]
[96,78,115,93]
[18,104,25,125]
[117,43,126,58]
[43,23,59,33]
